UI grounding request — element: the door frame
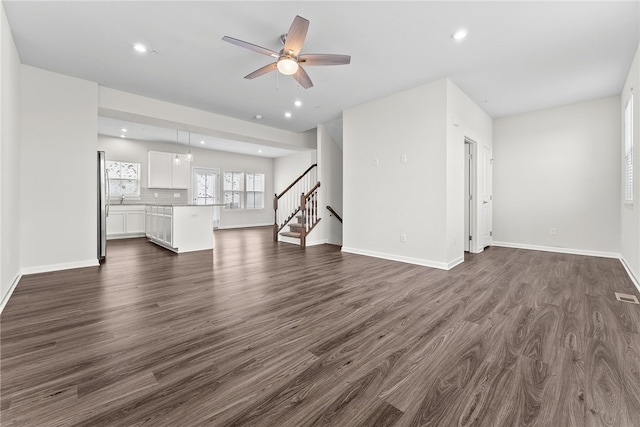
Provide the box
[192,167,221,228]
[464,138,478,253]
[481,144,493,249]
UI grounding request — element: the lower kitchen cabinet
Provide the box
[145,205,173,248]
[107,205,146,239]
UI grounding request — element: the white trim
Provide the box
[0,273,22,315]
[20,259,99,275]
[216,222,273,230]
[306,239,328,247]
[491,241,619,259]
[278,237,328,247]
[448,256,465,269]
[341,247,454,270]
[620,256,640,294]
[107,232,146,240]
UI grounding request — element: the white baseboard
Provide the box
[491,241,619,259]
[306,238,328,247]
[217,222,273,230]
[341,247,454,270]
[107,232,146,240]
[448,256,465,269]
[21,259,99,275]
[620,256,640,294]
[0,272,22,315]
[277,236,328,246]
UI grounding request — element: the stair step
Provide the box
[289,223,304,230]
[280,231,301,238]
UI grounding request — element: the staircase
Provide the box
[273,164,321,247]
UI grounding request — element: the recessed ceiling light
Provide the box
[258,149,263,153]
[121,128,127,132]
[255,114,263,120]
[120,134,126,138]
[133,43,148,53]
[452,29,468,41]
[284,112,292,118]
[294,100,302,107]
[200,140,205,144]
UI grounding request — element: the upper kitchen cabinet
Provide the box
[148,151,190,189]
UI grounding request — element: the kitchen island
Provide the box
[145,205,214,253]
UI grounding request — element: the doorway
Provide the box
[193,167,221,228]
[464,140,476,252]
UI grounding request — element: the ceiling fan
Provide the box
[222,15,351,89]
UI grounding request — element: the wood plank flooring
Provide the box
[1,227,640,426]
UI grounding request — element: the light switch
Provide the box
[401,154,407,164]
[374,158,379,166]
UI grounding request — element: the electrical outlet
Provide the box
[400,233,407,243]
[401,154,407,164]
[174,193,180,198]
[374,158,379,166]
[550,228,557,236]
[154,193,158,198]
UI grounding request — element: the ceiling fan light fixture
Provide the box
[277,57,299,75]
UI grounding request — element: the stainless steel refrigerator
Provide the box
[97,151,109,262]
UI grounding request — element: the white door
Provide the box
[193,168,221,228]
[482,145,493,248]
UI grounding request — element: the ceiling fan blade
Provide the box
[292,66,313,89]
[283,15,309,55]
[222,36,278,58]
[244,62,278,79]
[298,54,351,66]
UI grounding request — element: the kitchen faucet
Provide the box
[120,194,125,204]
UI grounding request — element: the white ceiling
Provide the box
[4,1,639,141]
[97,116,297,158]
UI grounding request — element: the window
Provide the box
[223,171,244,209]
[194,168,219,206]
[107,161,140,198]
[246,173,265,209]
[625,93,634,203]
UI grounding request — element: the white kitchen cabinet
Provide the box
[145,205,173,248]
[172,156,190,189]
[148,151,189,189]
[107,205,146,239]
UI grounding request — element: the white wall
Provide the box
[343,79,450,268]
[0,4,22,310]
[20,66,99,273]
[273,150,316,194]
[318,123,343,246]
[342,78,491,269]
[98,135,275,229]
[446,80,493,262]
[620,42,640,285]
[493,96,621,256]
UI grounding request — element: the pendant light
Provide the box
[187,132,193,162]
[174,130,181,165]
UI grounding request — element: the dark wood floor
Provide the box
[1,227,640,426]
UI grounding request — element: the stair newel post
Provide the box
[273,193,278,242]
[300,192,307,248]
